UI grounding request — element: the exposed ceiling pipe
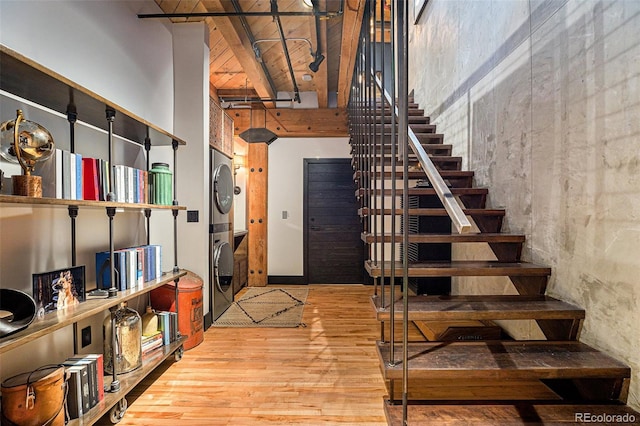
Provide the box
[220,97,294,103]
[309,0,325,72]
[228,0,279,98]
[271,0,301,103]
[138,11,343,19]
[252,38,315,63]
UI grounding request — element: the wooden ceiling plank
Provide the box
[337,0,366,108]
[201,0,276,106]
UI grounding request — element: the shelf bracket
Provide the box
[106,108,116,202]
[106,207,118,298]
[108,304,121,393]
[68,206,79,266]
[171,139,179,207]
[172,139,180,273]
[67,103,77,153]
[144,208,152,245]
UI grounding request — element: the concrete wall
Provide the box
[267,137,350,277]
[0,1,180,378]
[409,0,639,410]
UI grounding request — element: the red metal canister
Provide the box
[150,271,204,350]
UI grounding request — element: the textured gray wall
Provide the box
[410,0,639,410]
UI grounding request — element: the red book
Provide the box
[75,353,104,402]
[82,157,100,201]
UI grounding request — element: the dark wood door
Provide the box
[304,159,364,284]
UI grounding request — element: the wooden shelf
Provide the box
[0,195,186,210]
[0,45,185,147]
[0,270,187,354]
[68,336,187,426]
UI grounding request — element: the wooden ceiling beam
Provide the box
[336,0,366,108]
[229,108,348,138]
[201,0,276,108]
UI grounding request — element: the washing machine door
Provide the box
[213,163,233,214]
[213,241,234,293]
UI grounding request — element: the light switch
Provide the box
[282,210,288,219]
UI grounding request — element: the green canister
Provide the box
[150,162,173,205]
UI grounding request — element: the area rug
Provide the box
[211,287,308,327]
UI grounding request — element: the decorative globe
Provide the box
[0,110,55,174]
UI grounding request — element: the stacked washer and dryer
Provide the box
[209,148,234,322]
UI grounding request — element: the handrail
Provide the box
[373,74,473,234]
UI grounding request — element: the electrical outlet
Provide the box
[81,326,92,348]
[187,210,199,222]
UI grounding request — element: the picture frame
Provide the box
[32,265,86,315]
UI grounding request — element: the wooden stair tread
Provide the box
[366,156,463,167]
[384,401,640,425]
[376,341,631,380]
[375,116,430,123]
[361,232,524,244]
[353,145,453,155]
[357,187,488,197]
[371,295,585,321]
[356,170,474,179]
[352,133,445,143]
[378,123,436,132]
[359,208,505,216]
[365,260,551,277]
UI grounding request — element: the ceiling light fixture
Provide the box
[239,108,278,145]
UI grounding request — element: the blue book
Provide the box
[75,153,83,200]
[95,251,122,290]
[144,245,153,282]
[117,251,127,291]
[157,312,171,345]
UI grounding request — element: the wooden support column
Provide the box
[247,143,268,286]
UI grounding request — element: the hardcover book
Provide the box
[65,365,85,419]
[82,157,100,201]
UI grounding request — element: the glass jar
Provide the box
[103,302,142,375]
[149,162,172,205]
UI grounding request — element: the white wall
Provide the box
[0,0,177,379]
[410,0,640,410]
[169,23,210,314]
[0,0,174,132]
[267,137,350,276]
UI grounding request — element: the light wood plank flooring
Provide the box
[98,285,388,425]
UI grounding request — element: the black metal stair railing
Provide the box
[348,1,473,424]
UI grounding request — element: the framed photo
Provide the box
[32,265,86,315]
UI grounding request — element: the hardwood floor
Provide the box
[98,285,388,425]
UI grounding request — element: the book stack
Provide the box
[95,245,162,291]
[35,148,112,201]
[112,165,149,204]
[62,353,104,419]
[35,149,151,203]
[157,311,178,346]
[141,331,163,355]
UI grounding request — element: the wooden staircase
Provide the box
[351,100,636,424]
